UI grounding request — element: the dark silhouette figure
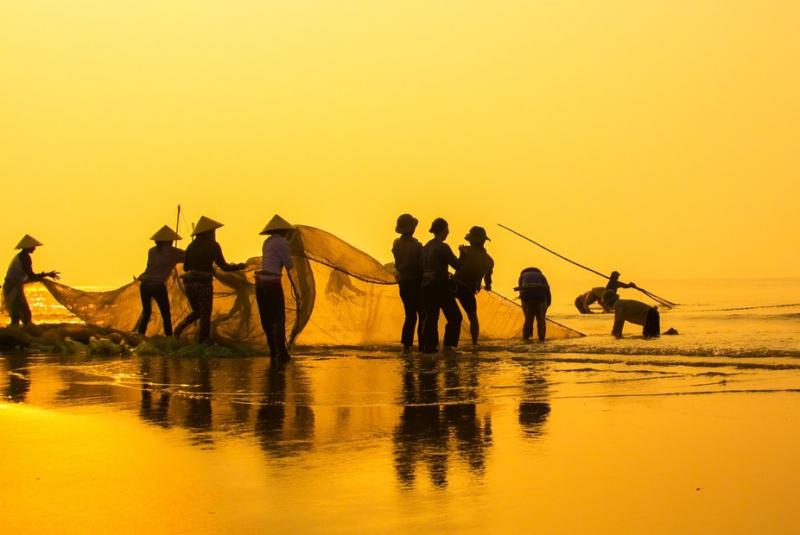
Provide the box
[255,214,295,362]
[3,235,60,326]
[516,360,551,438]
[453,226,494,345]
[183,358,214,447]
[515,267,551,341]
[419,218,462,353]
[173,216,246,343]
[139,356,172,428]
[392,213,423,353]
[605,271,637,293]
[603,291,660,338]
[393,358,491,489]
[256,362,315,458]
[3,354,31,402]
[574,287,611,314]
[136,226,185,336]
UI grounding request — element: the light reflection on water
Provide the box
[3,350,800,533]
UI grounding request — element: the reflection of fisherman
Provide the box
[602,290,660,338]
[325,270,366,300]
[392,213,423,353]
[515,267,551,342]
[136,226,185,336]
[574,287,610,314]
[256,215,294,362]
[173,216,246,343]
[3,235,60,326]
[453,226,494,345]
[419,218,462,354]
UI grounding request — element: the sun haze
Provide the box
[2,1,798,292]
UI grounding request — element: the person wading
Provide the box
[515,267,551,342]
[173,216,246,343]
[256,214,294,362]
[602,290,660,338]
[419,218,462,354]
[135,225,185,336]
[2,235,60,326]
[392,213,423,353]
[453,226,494,345]
[574,287,610,314]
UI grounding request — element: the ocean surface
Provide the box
[1,278,799,533]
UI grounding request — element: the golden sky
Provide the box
[2,1,798,291]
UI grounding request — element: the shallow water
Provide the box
[2,279,800,533]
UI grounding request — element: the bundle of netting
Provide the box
[42,225,582,348]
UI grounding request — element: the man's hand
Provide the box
[484,285,492,292]
[47,271,61,280]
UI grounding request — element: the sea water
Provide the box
[1,279,799,533]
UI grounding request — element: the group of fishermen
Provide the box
[2,215,661,355]
[392,214,550,354]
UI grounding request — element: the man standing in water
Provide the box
[392,213,423,353]
[602,290,660,338]
[516,267,551,342]
[419,218,461,354]
[136,225,185,336]
[3,235,60,326]
[256,214,294,362]
[453,226,494,345]
[173,216,246,343]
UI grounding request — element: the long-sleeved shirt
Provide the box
[4,251,44,288]
[140,245,185,284]
[612,299,654,336]
[517,268,551,305]
[183,236,238,275]
[260,235,294,280]
[392,235,423,282]
[454,245,493,291]
[422,238,459,285]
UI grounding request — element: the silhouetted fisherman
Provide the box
[574,287,610,314]
[453,226,494,345]
[256,214,294,362]
[392,213,423,353]
[605,271,637,293]
[419,218,462,354]
[2,235,60,326]
[515,267,551,341]
[173,216,245,343]
[602,290,660,338]
[135,225,185,336]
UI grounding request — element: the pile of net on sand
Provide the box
[35,226,582,349]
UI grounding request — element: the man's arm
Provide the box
[483,257,494,291]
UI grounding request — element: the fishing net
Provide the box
[39,225,582,347]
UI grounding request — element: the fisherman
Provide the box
[135,225,185,336]
[606,271,637,293]
[173,216,246,343]
[2,235,60,326]
[392,213,423,353]
[419,218,461,354]
[602,290,660,338]
[256,215,294,362]
[453,226,494,345]
[574,287,610,314]
[515,267,551,342]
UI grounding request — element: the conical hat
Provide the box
[260,214,293,234]
[15,234,43,249]
[150,225,182,242]
[192,216,224,236]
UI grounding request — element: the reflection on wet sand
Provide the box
[517,360,551,438]
[4,354,30,402]
[256,363,315,457]
[393,357,493,489]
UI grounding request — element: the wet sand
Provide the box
[2,349,799,534]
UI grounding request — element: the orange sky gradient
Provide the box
[2,1,798,293]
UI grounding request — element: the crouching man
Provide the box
[602,290,660,339]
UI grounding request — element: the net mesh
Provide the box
[39,225,582,347]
